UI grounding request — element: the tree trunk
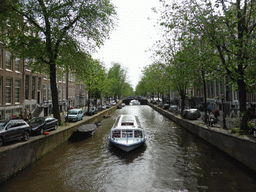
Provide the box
[49,63,61,123]
[238,79,248,131]
[87,91,91,113]
[180,91,186,118]
[202,71,208,123]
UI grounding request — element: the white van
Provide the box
[65,109,84,122]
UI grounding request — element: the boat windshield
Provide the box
[134,130,142,138]
[121,122,134,126]
[135,116,141,127]
[112,130,142,138]
[112,116,121,128]
[112,130,121,138]
[122,130,133,137]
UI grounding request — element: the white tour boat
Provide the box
[130,100,140,105]
[109,115,146,152]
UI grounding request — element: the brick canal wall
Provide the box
[0,105,118,183]
[149,103,256,172]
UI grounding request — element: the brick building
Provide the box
[0,46,87,120]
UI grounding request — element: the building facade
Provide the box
[0,46,87,120]
[185,76,256,115]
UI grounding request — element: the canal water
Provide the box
[1,105,256,192]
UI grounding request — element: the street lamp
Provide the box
[221,94,227,129]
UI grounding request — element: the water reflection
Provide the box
[0,105,256,192]
[108,143,147,164]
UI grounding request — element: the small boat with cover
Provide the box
[71,123,97,140]
[109,115,146,152]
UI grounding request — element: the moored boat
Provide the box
[103,113,111,118]
[71,124,97,140]
[117,105,122,109]
[109,115,146,152]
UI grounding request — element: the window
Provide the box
[25,58,30,70]
[15,79,21,103]
[63,87,66,100]
[216,81,219,97]
[48,84,51,100]
[43,73,47,79]
[59,86,62,100]
[38,77,41,90]
[15,57,20,71]
[0,76,2,105]
[0,46,2,68]
[43,84,47,101]
[25,75,29,100]
[211,81,214,98]
[63,73,66,83]
[32,76,36,99]
[6,78,12,104]
[234,91,238,100]
[6,51,12,70]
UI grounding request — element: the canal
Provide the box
[1,105,256,191]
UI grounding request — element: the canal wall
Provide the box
[0,105,118,183]
[149,103,256,172]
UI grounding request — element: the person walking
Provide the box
[23,109,28,121]
[213,109,219,118]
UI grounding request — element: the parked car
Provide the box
[106,104,110,108]
[28,117,58,135]
[0,119,31,147]
[110,101,116,106]
[162,104,170,110]
[157,102,164,108]
[86,107,98,116]
[249,119,256,137]
[150,99,157,104]
[66,109,84,122]
[169,105,178,113]
[98,105,106,111]
[182,109,201,120]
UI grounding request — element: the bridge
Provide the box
[122,96,148,105]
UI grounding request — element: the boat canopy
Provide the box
[112,115,142,129]
[112,129,143,138]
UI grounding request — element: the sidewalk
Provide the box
[200,111,236,129]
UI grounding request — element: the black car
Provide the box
[249,119,256,138]
[86,107,98,116]
[28,117,58,135]
[162,104,170,110]
[182,109,201,120]
[169,105,178,113]
[0,119,31,147]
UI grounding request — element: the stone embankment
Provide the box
[0,105,118,183]
[149,103,256,172]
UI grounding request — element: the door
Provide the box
[4,122,18,141]
[37,91,41,104]
[45,119,53,130]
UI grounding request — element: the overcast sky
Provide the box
[92,0,162,89]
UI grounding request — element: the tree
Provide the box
[0,0,116,123]
[141,63,163,100]
[158,0,256,130]
[169,45,195,115]
[189,35,222,123]
[75,55,107,113]
[107,63,127,101]
[135,78,148,96]
[122,82,134,97]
